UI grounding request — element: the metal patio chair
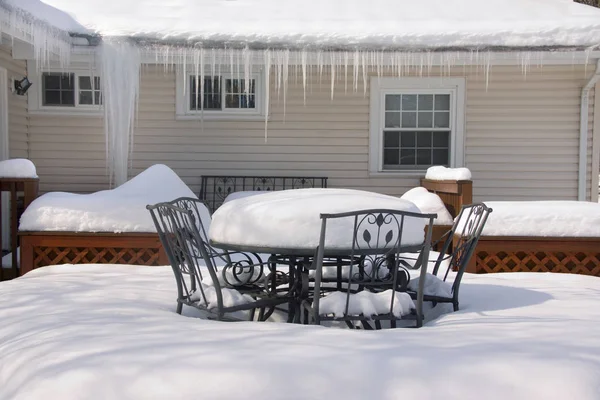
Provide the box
[147,197,290,321]
[301,209,437,329]
[403,203,493,312]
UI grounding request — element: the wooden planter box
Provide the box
[19,232,168,276]
[466,236,600,277]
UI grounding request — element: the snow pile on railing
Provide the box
[477,201,600,237]
[19,164,196,233]
[425,166,472,181]
[0,159,38,179]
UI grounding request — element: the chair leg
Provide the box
[374,320,382,330]
[176,302,183,315]
[249,308,256,321]
[257,307,265,321]
[453,301,459,312]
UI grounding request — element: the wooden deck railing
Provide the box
[0,178,39,281]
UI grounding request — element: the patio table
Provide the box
[208,188,432,322]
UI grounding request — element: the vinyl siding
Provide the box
[27,62,598,202]
[0,44,28,159]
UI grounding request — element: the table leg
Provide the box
[287,256,297,323]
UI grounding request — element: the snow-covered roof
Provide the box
[6,0,600,50]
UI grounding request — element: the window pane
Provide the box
[240,94,255,108]
[417,149,432,165]
[401,131,416,147]
[400,149,416,165]
[383,149,399,165]
[418,112,433,128]
[94,77,101,90]
[94,92,102,105]
[435,94,450,111]
[43,74,61,90]
[418,95,433,111]
[60,74,74,90]
[79,76,92,90]
[401,95,417,111]
[401,112,417,128]
[385,95,401,111]
[190,76,222,110]
[433,131,449,147]
[385,112,400,128]
[433,149,449,165]
[79,91,93,105]
[434,112,450,128]
[203,94,221,109]
[43,90,61,105]
[417,132,432,147]
[61,90,75,106]
[384,131,400,147]
[226,94,240,108]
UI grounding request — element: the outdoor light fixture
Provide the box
[14,76,32,95]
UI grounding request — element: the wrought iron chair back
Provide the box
[147,201,219,314]
[428,203,493,310]
[307,208,436,329]
[148,197,278,320]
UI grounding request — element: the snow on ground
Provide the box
[18,164,197,233]
[479,201,600,237]
[0,159,37,179]
[210,188,426,251]
[7,0,600,49]
[1,265,599,399]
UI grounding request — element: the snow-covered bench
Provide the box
[464,201,600,277]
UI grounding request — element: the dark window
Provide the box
[79,76,102,105]
[42,73,75,106]
[382,93,451,170]
[189,76,256,111]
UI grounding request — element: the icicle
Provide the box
[301,50,307,105]
[344,52,349,94]
[353,50,360,92]
[99,40,141,187]
[330,52,336,101]
[317,50,324,90]
[263,50,272,142]
[243,47,251,97]
[362,51,368,96]
[484,51,491,92]
[282,50,290,121]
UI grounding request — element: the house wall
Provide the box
[26,61,598,202]
[0,44,28,159]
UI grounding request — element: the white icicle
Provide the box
[330,52,336,101]
[282,50,289,121]
[344,51,349,94]
[263,50,272,142]
[301,50,307,105]
[99,40,141,187]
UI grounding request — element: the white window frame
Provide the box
[28,65,103,116]
[369,77,466,176]
[176,69,265,120]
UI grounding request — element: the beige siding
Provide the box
[28,61,597,202]
[0,44,28,159]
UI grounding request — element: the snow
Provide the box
[223,191,267,204]
[19,164,198,233]
[479,201,600,237]
[425,166,472,181]
[1,264,600,399]
[209,188,428,251]
[7,0,600,50]
[189,284,254,309]
[0,159,38,178]
[319,290,415,318]
[401,187,454,225]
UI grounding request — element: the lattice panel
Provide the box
[33,246,163,268]
[476,250,600,276]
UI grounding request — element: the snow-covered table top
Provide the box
[209,188,432,255]
[479,201,600,237]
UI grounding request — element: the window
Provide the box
[176,71,264,119]
[369,77,465,174]
[33,72,102,112]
